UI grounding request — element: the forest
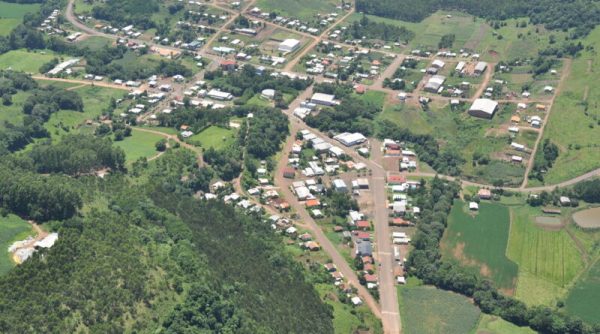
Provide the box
[356,0,600,37]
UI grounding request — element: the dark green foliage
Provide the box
[345,14,414,43]
[91,0,159,30]
[529,139,559,182]
[29,134,126,175]
[203,146,242,181]
[438,34,456,49]
[356,0,600,37]
[245,107,288,160]
[574,179,600,203]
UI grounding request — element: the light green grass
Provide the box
[0,91,27,127]
[514,270,567,307]
[246,94,272,107]
[356,90,386,109]
[0,50,58,73]
[0,18,20,36]
[442,200,518,290]
[114,128,165,163]
[256,0,341,20]
[189,125,236,150]
[507,205,585,299]
[77,36,113,50]
[316,284,382,334]
[473,314,535,334]
[0,1,40,18]
[0,214,33,275]
[399,285,481,334]
[565,259,600,324]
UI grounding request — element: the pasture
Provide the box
[507,205,584,305]
[0,214,33,275]
[256,0,341,21]
[0,50,57,73]
[114,128,165,163]
[398,285,480,334]
[441,201,518,291]
[565,259,600,324]
[189,125,237,150]
[0,1,40,36]
[475,314,535,334]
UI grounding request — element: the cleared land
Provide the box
[398,285,480,334]
[189,125,237,150]
[316,284,382,334]
[565,259,600,324]
[114,128,165,163]
[507,205,584,305]
[572,207,600,229]
[474,314,535,334]
[0,215,33,275]
[256,0,341,20]
[0,50,57,73]
[0,1,40,36]
[442,201,518,291]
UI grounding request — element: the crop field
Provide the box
[189,125,237,150]
[114,129,165,163]
[0,1,39,36]
[540,28,600,185]
[0,50,57,73]
[565,259,600,324]
[398,286,480,334]
[256,0,341,21]
[441,201,518,291]
[475,314,535,334]
[507,205,584,304]
[0,214,33,275]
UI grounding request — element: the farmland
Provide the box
[0,215,33,275]
[0,1,40,36]
[441,201,518,291]
[398,285,480,334]
[189,125,237,150]
[474,314,535,334]
[565,260,600,324]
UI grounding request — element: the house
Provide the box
[356,220,370,230]
[391,217,411,226]
[356,231,370,240]
[295,186,311,200]
[387,175,406,185]
[474,61,488,75]
[333,179,348,193]
[468,98,498,119]
[478,188,492,200]
[351,296,362,305]
[455,61,466,72]
[431,59,445,68]
[511,115,521,123]
[333,132,367,147]
[310,92,337,106]
[278,39,300,53]
[282,166,295,179]
[356,178,369,189]
[305,199,321,208]
[355,239,372,256]
[424,75,446,93]
[324,263,337,272]
[355,85,366,94]
[512,155,523,163]
[364,274,378,284]
[511,142,525,151]
[220,59,237,71]
[560,196,571,206]
[469,202,479,210]
[304,241,320,251]
[261,89,275,100]
[207,89,233,100]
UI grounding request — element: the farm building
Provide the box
[469,202,479,210]
[310,92,337,106]
[424,75,446,93]
[474,62,488,75]
[278,39,301,53]
[455,61,466,72]
[468,98,498,119]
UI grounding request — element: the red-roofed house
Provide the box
[220,59,237,71]
[355,85,366,94]
[305,199,321,208]
[364,274,378,283]
[387,175,407,185]
[356,231,370,240]
[356,220,371,231]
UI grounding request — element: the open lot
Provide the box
[256,0,342,21]
[0,1,40,36]
[398,285,480,334]
[0,215,33,275]
[441,201,518,291]
[114,128,164,163]
[188,125,237,150]
[0,49,57,73]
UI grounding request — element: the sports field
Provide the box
[442,201,518,291]
[0,214,33,275]
[565,259,600,324]
[398,286,480,334]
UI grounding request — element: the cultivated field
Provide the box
[441,201,518,291]
[0,1,40,36]
[0,215,33,275]
[398,285,481,334]
[475,314,535,334]
[565,259,600,324]
[572,207,600,229]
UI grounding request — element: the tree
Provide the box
[155,139,167,152]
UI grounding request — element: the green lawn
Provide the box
[441,201,518,291]
[114,128,165,163]
[565,259,600,324]
[0,49,57,73]
[473,314,535,334]
[0,91,28,128]
[507,205,584,305]
[189,125,237,150]
[399,285,481,334]
[246,94,272,107]
[0,214,33,275]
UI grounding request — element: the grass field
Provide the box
[256,0,341,20]
[539,28,600,185]
[0,49,57,73]
[399,285,480,334]
[316,284,382,334]
[473,314,535,334]
[442,201,518,291]
[565,260,600,324]
[114,128,165,163]
[189,125,237,150]
[0,1,40,36]
[77,36,113,50]
[0,214,33,276]
[507,206,584,296]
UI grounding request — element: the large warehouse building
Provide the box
[468,98,499,119]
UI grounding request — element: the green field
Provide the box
[0,91,28,128]
[539,28,600,185]
[114,128,165,163]
[473,314,535,334]
[399,286,481,334]
[442,201,518,291]
[77,36,113,50]
[316,284,382,334]
[507,206,584,305]
[0,214,33,275]
[256,0,341,20]
[0,50,57,73]
[0,1,40,36]
[565,260,600,324]
[189,125,237,150]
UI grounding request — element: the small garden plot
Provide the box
[566,259,600,324]
[398,285,481,334]
[441,201,518,291]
